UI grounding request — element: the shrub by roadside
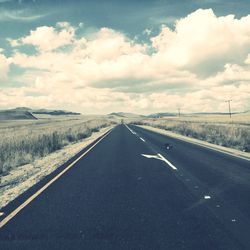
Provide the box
[0,119,115,175]
[132,119,250,152]
[0,126,113,209]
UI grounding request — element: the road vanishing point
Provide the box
[0,124,250,250]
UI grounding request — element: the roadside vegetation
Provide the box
[0,117,115,175]
[132,114,250,152]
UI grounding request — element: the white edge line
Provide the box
[0,128,113,229]
[140,137,146,142]
[157,153,178,170]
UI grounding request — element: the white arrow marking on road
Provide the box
[142,154,161,160]
[141,153,177,170]
[157,154,177,170]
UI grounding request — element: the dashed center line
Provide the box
[126,124,177,171]
[204,195,211,200]
[125,124,135,134]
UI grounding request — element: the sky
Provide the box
[0,0,250,114]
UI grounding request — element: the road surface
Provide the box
[0,124,250,250]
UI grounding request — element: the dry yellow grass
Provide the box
[132,113,250,152]
[152,112,250,125]
[0,116,115,175]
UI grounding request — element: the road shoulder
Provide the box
[0,126,114,210]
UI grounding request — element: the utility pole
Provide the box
[225,100,232,118]
[178,108,181,117]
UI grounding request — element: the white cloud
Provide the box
[203,63,250,88]
[0,52,11,79]
[78,28,147,62]
[10,23,75,52]
[244,54,250,64]
[151,9,250,75]
[4,9,250,113]
[143,28,152,36]
[0,9,46,21]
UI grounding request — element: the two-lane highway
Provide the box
[0,124,250,249]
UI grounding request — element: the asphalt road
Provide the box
[0,124,250,250]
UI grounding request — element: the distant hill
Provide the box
[147,111,247,118]
[13,107,33,112]
[13,107,81,116]
[0,109,37,120]
[0,107,81,120]
[32,109,81,116]
[148,112,178,118]
[191,112,233,115]
[242,110,250,114]
[109,112,145,118]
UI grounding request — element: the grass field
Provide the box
[162,112,250,125]
[131,112,250,152]
[0,116,115,175]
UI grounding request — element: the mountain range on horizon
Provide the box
[0,108,249,121]
[0,107,81,120]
